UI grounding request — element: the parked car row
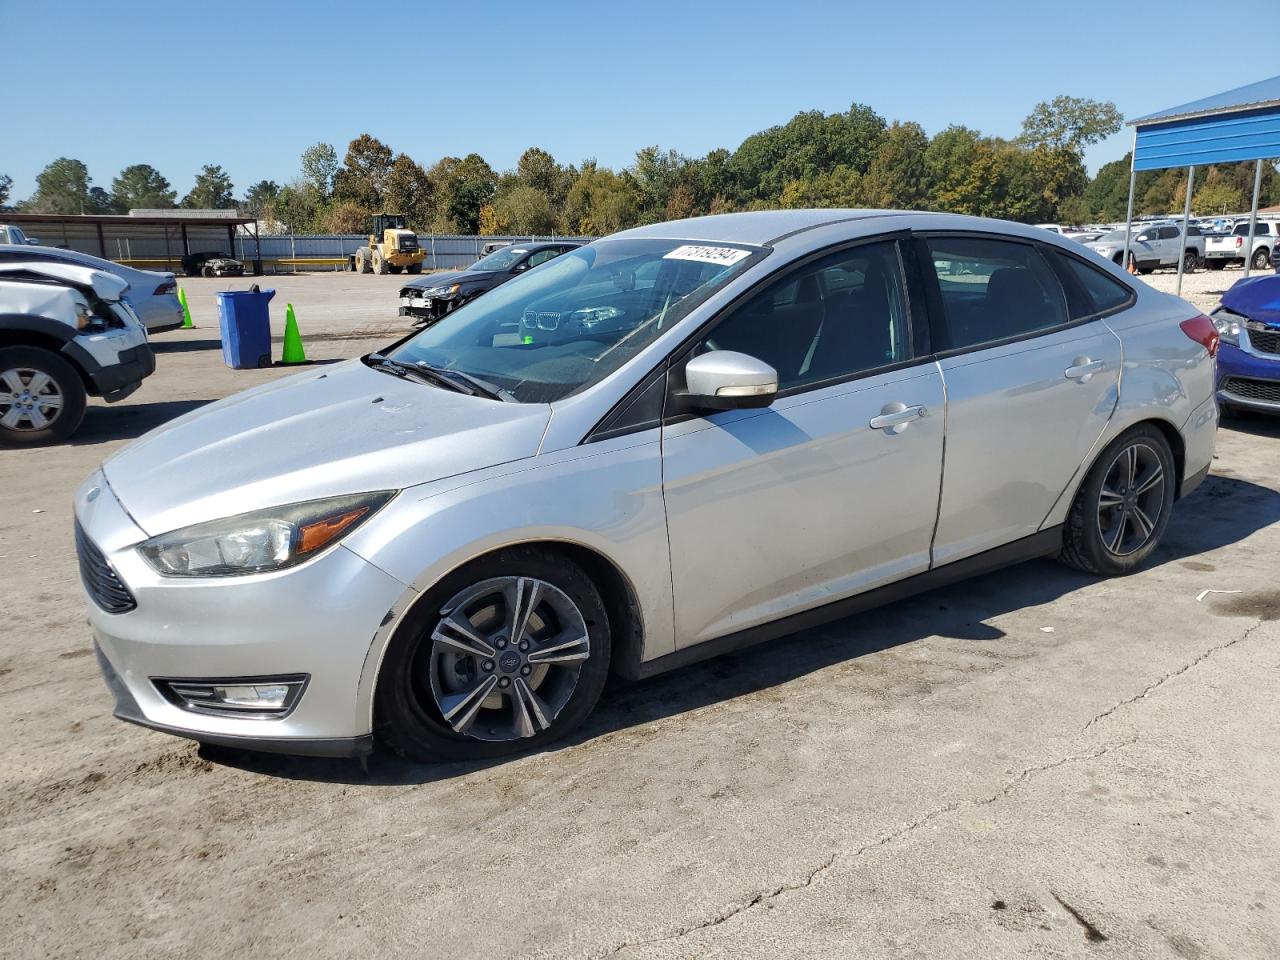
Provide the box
[0,244,184,333]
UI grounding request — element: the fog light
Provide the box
[155,675,307,718]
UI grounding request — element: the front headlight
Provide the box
[1211,310,1241,346]
[424,283,462,298]
[138,491,395,577]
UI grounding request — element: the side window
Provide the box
[526,248,559,268]
[926,236,1068,350]
[1158,226,1179,240]
[1049,251,1134,319]
[692,240,910,391]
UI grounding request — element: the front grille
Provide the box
[75,522,136,614]
[1222,376,1280,404]
[522,309,561,330]
[1248,327,1280,355]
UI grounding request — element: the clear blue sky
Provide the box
[3,0,1261,201]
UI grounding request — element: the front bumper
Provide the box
[1216,340,1280,413]
[62,329,156,401]
[76,474,412,755]
[398,294,456,324]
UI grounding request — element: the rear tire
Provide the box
[375,547,612,763]
[406,263,422,274]
[1252,248,1271,271]
[1058,425,1176,576]
[0,347,88,446]
[355,249,371,274]
[1182,251,1198,273]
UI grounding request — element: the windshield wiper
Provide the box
[367,354,516,402]
[416,361,518,402]
[368,355,464,392]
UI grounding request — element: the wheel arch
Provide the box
[1043,413,1188,535]
[0,324,96,394]
[359,537,649,729]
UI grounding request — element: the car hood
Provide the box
[102,359,551,535]
[402,269,491,290]
[1221,275,1280,326]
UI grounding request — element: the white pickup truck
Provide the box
[0,224,39,246]
[1204,220,1276,271]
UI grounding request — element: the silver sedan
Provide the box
[75,210,1219,761]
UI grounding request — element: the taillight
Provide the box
[1235,237,1244,248]
[154,280,176,295]
[1180,314,1219,357]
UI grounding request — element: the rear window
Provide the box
[1053,252,1133,318]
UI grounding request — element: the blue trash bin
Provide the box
[216,287,275,369]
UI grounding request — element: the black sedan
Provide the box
[398,241,582,326]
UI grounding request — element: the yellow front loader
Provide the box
[353,214,425,275]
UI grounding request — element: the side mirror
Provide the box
[681,351,778,411]
[512,262,529,273]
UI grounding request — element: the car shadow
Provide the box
[71,399,215,445]
[200,473,1280,786]
[150,338,223,354]
[1221,412,1280,439]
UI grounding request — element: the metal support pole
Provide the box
[95,221,107,259]
[1122,130,1138,273]
[1176,166,1195,297]
[1243,158,1263,279]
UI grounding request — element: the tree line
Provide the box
[4,95,1278,234]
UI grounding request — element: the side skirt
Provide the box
[624,526,1064,681]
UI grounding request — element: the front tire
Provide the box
[1058,425,1176,576]
[0,347,87,446]
[375,547,612,762]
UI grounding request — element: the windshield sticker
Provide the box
[662,245,751,266]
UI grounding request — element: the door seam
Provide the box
[926,358,948,570]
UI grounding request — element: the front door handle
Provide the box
[870,402,927,433]
[1065,357,1105,382]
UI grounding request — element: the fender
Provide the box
[0,312,77,344]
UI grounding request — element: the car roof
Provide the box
[610,209,911,246]
[0,243,169,278]
[0,260,127,294]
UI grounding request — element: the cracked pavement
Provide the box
[2,275,1278,959]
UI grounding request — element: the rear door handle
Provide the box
[1065,358,1105,382]
[870,403,927,433]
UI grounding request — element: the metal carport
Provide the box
[1125,74,1280,294]
[0,211,262,274]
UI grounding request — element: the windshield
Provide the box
[469,246,528,271]
[1095,230,1132,244]
[386,237,762,403]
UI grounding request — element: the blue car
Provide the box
[1213,274,1280,416]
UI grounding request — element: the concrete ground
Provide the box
[2,273,1278,959]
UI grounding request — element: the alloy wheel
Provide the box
[420,576,590,741]
[1096,441,1166,556]
[0,367,64,432]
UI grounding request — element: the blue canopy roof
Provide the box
[1130,75,1280,171]
[1132,75,1280,126]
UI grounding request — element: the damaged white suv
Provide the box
[0,261,154,444]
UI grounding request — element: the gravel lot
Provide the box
[3,273,1278,959]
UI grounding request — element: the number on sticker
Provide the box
[662,245,751,266]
